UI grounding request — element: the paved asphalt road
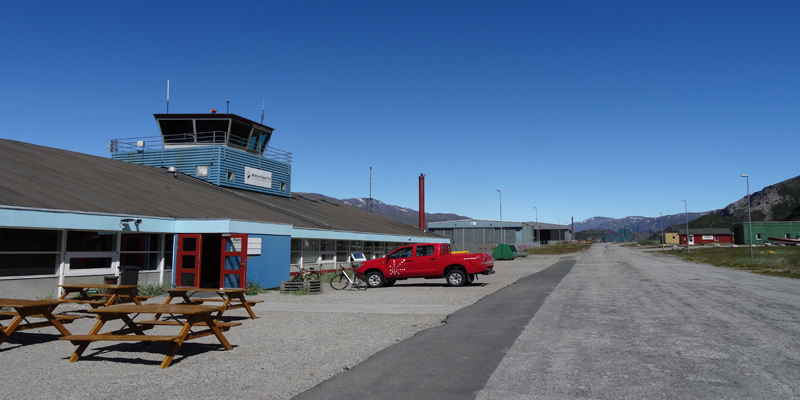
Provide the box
[296,243,800,399]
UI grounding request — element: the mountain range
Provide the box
[299,173,800,235]
[296,193,470,227]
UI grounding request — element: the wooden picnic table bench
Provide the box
[58,284,146,308]
[0,298,81,345]
[60,303,235,369]
[161,287,260,320]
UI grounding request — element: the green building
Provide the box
[732,221,800,245]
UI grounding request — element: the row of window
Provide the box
[290,239,410,266]
[0,229,173,278]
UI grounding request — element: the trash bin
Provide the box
[118,265,141,292]
[103,275,118,294]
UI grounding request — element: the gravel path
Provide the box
[2,255,559,400]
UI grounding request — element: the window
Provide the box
[0,228,61,277]
[336,240,350,265]
[415,245,434,257]
[280,182,286,191]
[302,239,319,264]
[164,234,174,270]
[120,234,162,271]
[756,233,762,240]
[197,165,209,177]
[320,240,335,263]
[786,234,791,239]
[290,239,302,265]
[65,231,117,273]
[227,171,235,181]
[388,247,413,259]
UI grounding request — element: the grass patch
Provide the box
[524,243,591,256]
[662,246,800,278]
[137,282,171,297]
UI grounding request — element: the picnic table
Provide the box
[60,303,240,369]
[58,283,150,308]
[0,298,81,345]
[161,287,261,320]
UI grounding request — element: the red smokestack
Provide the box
[419,173,426,230]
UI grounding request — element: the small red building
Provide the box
[679,228,734,245]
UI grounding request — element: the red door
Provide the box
[412,244,438,276]
[175,234,202,287]
[386,246,414,278]
[220,234,248,289]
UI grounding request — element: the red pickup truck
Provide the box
[356,243,494,288]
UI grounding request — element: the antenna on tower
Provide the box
[261,99,265,124]
[166,79,170,113]
[226,99,229,114]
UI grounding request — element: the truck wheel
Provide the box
[446,270,467,287]
[384,279,397,287]
[365,271,385,288]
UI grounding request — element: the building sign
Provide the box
[702,235,714,240]
[244,166,272,189]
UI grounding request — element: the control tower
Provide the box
[110,113,292,197]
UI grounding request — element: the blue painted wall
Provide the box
[246,234,291,289]
[113,146,291,197]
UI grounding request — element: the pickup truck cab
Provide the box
[356,243,494,288]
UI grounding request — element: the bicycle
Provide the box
[329,264,367,290]
[290,265,320,282]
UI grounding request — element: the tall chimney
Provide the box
[419,173,426,230]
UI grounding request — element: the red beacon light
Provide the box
[210,109,217,114]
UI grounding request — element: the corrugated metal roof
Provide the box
[0,139,439,237]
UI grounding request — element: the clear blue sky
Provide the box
[2,1,798,225]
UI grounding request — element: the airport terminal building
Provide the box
[0,113,444,298]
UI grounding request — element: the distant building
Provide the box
[602,231,631,242]
[732,221,800,245]
[427,219,571,254]
[678,228,733,245]
[664,232,680,244]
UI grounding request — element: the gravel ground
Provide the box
[2,255,559,400]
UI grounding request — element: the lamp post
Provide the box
[496,190,503,245]
[534,207,538,247]
[742,174,753,259]
[659,212,663,247]
[682,199,690,253]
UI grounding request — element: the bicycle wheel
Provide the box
[290,273,303,282]
[329,274,349,290]
[354,273,368,291]
[306,271,320,281]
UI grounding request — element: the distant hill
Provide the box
[574,213,709,234]
[714,175,800,222]
[296,193,470,228]
[659,175,800,232]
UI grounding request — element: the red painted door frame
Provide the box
[220,234,248,289]
[175,234,202,287]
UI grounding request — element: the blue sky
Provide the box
[2,1,798,225]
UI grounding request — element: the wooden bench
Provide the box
[88,294,154,303]
[137,320,242,330]
[58,298,108,306]
[0,311,82,323]
[62,334,180,343]
[177,298,263,306]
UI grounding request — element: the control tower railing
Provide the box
[109,132,292,165]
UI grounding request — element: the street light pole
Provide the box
[534,207,538,247]
[496,190,503,245]
[742,174,753,259]
[659,212,663,247]
[682,199,690,253]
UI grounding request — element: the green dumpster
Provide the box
[493,244,518,260]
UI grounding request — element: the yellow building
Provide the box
[664,232,680,244]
